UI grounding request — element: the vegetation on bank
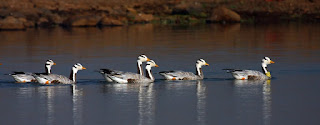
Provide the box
[0,0,319,30]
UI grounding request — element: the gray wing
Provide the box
[10,72,35,82]
[38,74,74,84]
[159,70,199,80]
[108,71,153,83]
[100,68,126,82]
[232,70,268,80]
[111,72,142,80]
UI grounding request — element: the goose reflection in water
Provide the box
[162,80,207,125]
[16,85,79,125]
[138,83,156,125]
[233,80,271,125]
[100,82,156,125]
[196,80,207,125]
[71,84,84,125]
[262,80,271,125]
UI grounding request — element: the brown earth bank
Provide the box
[0,0,319,30]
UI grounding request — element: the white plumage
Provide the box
[159,59,209,80]
[33,63,86,85]
[107,60,159,84]
[100,54,150,82]
[9,60,56,83]
[224,57,275,80]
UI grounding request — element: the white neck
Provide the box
[70,67,78,82]
[137,60,143,76]
[145,65,154,80]
[261,62,268,74]
[196,64,203,78]
[45,65,51,74]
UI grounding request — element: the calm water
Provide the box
[0,23,320,125]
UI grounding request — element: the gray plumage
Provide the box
[100,54,150,82]
[230,70,269,80]
[107,60,159,84]
[33,63,86,85]
[107,72,154,83]
[9,60,56,83]
[159,59,209,80]
[10,72,35,82]
[224,57,275,80]
[99,54,150,82]
[159,71,201,80]
[33,74,75,84]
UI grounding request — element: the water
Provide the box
[0,23,320,125]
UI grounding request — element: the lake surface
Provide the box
[0,23,320,125]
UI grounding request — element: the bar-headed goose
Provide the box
[9,60,56,83]
[33,63,86,84]
[107,60,159,84]
[99,54,150,82]
[224,57,275,80]
[159,59,209,80]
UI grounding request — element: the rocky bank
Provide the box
[0,0,319,30]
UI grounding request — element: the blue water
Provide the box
[0,23,320,125]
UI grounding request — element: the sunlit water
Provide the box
[0,23,320,125]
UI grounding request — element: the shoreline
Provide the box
[0,0,319,30]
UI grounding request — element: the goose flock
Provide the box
[3,54,275,85]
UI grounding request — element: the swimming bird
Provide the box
[223,57,275,80]
[106,60,159,84]
[159,59,209,80]
[32,63,86,84]
[99,54,151,82]
[9,60,56,83]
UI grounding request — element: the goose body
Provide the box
[159,71,201,80]
[10,60,56,83]
[224,57,275,80]
[33,63,86,85]
[159,59,209,80]
[100,54,150,82]
[229,70,269,80]
[107,60,159,84]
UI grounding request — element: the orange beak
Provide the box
[53,63,57,65]
[82,67,86,70]
[205,63,209,66]
[270,60,275,64]
[155,64,159,67]
[147,58,151,61]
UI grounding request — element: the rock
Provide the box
[172,3,189,15]
[24,21,35,27]
[111,6,127,16]
[133,13,154,23]
[207,7,241,23]
[99,17,124,26]
[126,8,138,15]
[63,16,101,27]
[37,17,51,27]
[0,16,26,30]
[18,17,35,27]
[48,14,63,24]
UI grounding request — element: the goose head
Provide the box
[46,59,56,66]
[145,60,159,70]
[262,57,275,67]
[45,59,56,74]
[196,59,209,69]
[72,63,86,73]
[138,54,151,62]
[145,60,159,80]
